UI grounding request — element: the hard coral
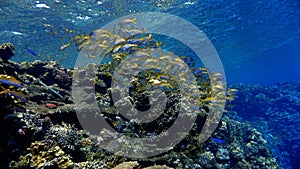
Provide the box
[112,161,173,169]
[0,43,15,61]
[12,141,73,169]
[112,161,139,169]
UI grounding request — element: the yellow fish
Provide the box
[59,42,71,51]
[121,18,137,24]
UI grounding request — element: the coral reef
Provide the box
[112,161,173,169]
[229,81,300,168]
[10,141,73,168]
[0,18,280,168]
[112,161,139,169]
[0,57,278,168]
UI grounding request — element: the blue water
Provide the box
[1,0,299,85]
[1,0,300,168]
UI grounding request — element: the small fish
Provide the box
[0,85,27,103]
[43,24,54,29]
[73,34,90,49]
[113,44,138,53]
[120,44,137,52]
[121,18,137,24]
[122,28,146,36]
[112,37,126,46]
[228,88,238,93]
[37,80,64,99]
[226,103,234,108]
[7,90,27,102]
[45,29,58,36]
[25,48,37,56]
[213,84,225,90]
[11,31,25,36]
[213,72,223,77]
[193,69,203,75]
[59,42,71,51]
[155,41,163,47]
[64,28,76,33]
[0,75,23,88]
[226,95,238,102]
[212,137,224,144]
[90,29,110,36]
[0,79,23,88]
[36,3,50,9]
[44,103,57,109]
[1,31,27,36]
[158,75,171,80]
[127,37,150,45]
[202,97,214,102]
[111,53,126,61]
[14,104,26,112]
[148,78,161,85]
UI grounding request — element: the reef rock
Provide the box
[0,43,15,61]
